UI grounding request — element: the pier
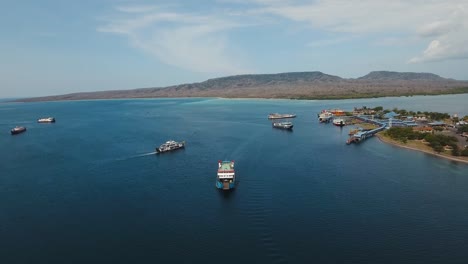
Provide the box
[346,116,387,145]
[346,115,419,144]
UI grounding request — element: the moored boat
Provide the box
[272,121,293,130]
[11,126,27,135]
[156,140,185,153]
[333,118,346,127]
[38,117,56,123]
[318,110,333,123]
[268,113,296,119]
[330,109,346,116]
[216,160,235,190]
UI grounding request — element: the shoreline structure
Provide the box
[376,133,468,165]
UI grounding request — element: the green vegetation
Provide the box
[422,112,450,120]
[389,108,450,120]
[373,106,383,111]
[458,125,468,133]
[424,134,459,155]
[385,127,461,155]
[285,87,468,101]
[385,127,425,143]
[462,148,468,157]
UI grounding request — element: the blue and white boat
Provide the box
[216,160,236,190]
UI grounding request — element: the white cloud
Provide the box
[100,0,468,69]
[115,5,159,13]
[98,6,250,74]
[409,38,468,63]
[246,0,468,63]
[306,37,349,48]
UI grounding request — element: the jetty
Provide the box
[346,116,383,144]
[346,115,420,144]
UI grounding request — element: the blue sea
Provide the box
[1,94,468,264]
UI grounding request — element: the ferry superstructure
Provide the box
[333,118,346,127]
[156,140,185,153]
[11,126,26,135]
[38,117,56,123]
[216,160,235,190]
[272,121,293,130]
[318,110,333,123]
[268,113,296,119]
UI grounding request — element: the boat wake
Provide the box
[112,152,156,162]
[135,152,157,157]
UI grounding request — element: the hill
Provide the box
[16,71,468,102]
[358,71,450,81]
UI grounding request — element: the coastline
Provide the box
[9,87,468,103]
[9,90,468,103]
[376,133,468,165]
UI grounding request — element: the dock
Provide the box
[346,116,387,144]
[346,115,419,144]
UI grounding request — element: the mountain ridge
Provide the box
[358,71,451,81]
[15,71,468,102]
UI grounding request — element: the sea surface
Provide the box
[1,94,468,264]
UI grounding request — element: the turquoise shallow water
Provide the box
[1,95,468,263]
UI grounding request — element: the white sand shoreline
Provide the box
[376,134,468,165]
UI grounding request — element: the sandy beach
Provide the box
[376,133,468,165]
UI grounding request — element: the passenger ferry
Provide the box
[268,113,297,119]
[272,121,293,130]
[318,110,333,123]
[38,117,56,123]
[156,140,185,153]
[216,160,235,190]
[11,126,27,135]
[333,118,346,127]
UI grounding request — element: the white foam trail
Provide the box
[136,152,157,157]
[113,152,156,161]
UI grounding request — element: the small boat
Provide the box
[11,126,27,135]
[333,118,346,127]
[268,113,296,119]
[37,117,56,123]
[272,121,293,130]
[216,160,235,190]
[156,140,185,153]
[38,117,56,123]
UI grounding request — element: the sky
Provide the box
[1,0,468,97]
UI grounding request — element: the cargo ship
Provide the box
[11,126,27,135]
[38,117,56,123]
[272,121,293,130]
[156,140,185,153]
[268,113,296,119]
[216,160,235,190]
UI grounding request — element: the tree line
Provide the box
[384,127,468,156]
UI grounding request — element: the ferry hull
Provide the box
[319,117,332,123]
[155,145,184,153]
[272,123,293,130]
[11,128,27,135]
[216,181,235,190]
